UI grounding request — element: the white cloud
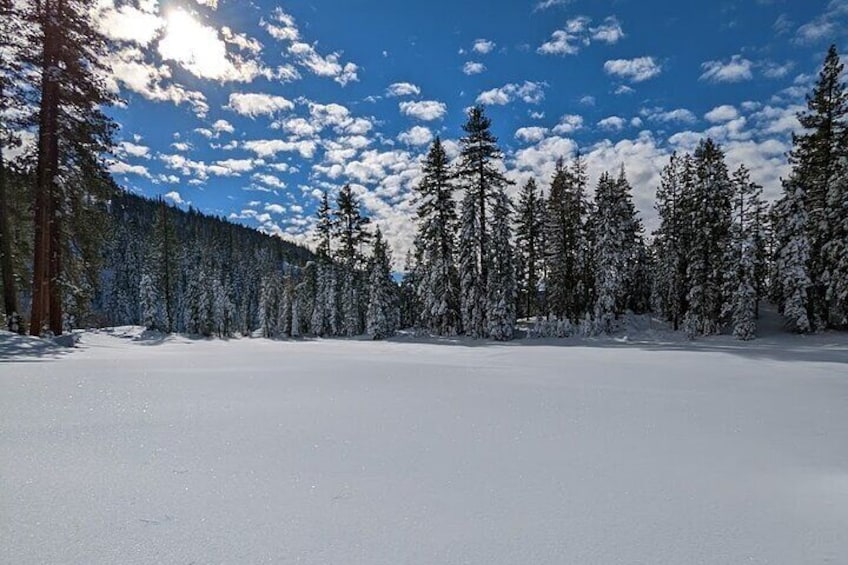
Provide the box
[108,161,151,177]
[477,81,546,105]
[537,16,589,56]
[158,8,270,82]
[119,141,151,159]
[226,92,294,117]
[261,7,359,85]
[598,116,626,131]
[515,127,549,143]
[243,139,317,159]
[163,191,186,205]
[642,107,697,124]
[265,203,286,215]
[552,114,583,134]
[533,0,572,11]
[463,61,486,75]
[590,16,624,44]
[252,173,287,189]
[213,119,234,134]
[399,100,447,121]
[700,55,754,83]
[213,158,259,174]
[761,60,795,79]
[386,82,421,97]
[704,105,739,123]
[473,39,496,54]
[95,3,163,47]
[397,126,433,146]
[604,57,662,82]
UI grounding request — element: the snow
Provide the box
[2,326,848,564]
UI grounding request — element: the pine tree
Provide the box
[486,190,516,341]
[414,137,460,335]
[515,178,545,320]
[727,165,764,340]
[545,156,588,323]
[0,0,29,333]
[772,182,813,332]
[792,45,848,328]
[455,106,512,338]
[333,184,370,336]
[138,271,158,331]
[652,152,692,330]
[684,139,733,337]
[28,0,117,336]
[591,168,641,333]
[366,227,397,340]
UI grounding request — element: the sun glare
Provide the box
[158,8,228,80]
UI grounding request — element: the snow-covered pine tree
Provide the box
[515,178,545,320]
[727,165,764,340]
[279,271,293,337]
[258,274,278,338]
[786,45,848,329]
[138,271,158,330]
[545,157,587,323]
[486,189,516,341]
[311,192,335,336]
[455,106,512,338]
[366,227,398,340]
[413,137,460,335]
[591,167,642,333]
[333,184,370,336]
[772,182,813,332]
[684,139,733,337]
[652,153,693,330]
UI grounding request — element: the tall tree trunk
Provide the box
[0,121,23,333]
[30,0,61,336]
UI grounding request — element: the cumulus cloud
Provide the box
[473,39,496,54]
[386,82,421,97]
[604,57,662,82]
[163,191,186,205]
[399,100,447,121]
[598,116,626,131]
[477,81,546,105]
[538,15,623,56]
[226,92,294,117]
[552,114,584,134]
[512,127,547,143]
[704,105,739,123]
[262,8,359,85]
[463,61,486,75]
[700,55,754,83]
[397,126,433,146]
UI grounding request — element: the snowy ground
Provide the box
[1,325,847,564]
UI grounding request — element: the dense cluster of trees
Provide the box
[0,0,844,343]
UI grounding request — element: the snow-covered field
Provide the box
[2,327,847,564]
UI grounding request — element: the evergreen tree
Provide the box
[413,137,460,335]
[28,0,117,336]
[366,227,397,340]
[684,139,733,337]
[772,182,813,332]
[783,45,848,328]
[545,156,588,322]
[455,106,512,338]
[333,184,370,336]
[591,168,641,333]
[515,178,545,319]
[727,165,764,340]
[486,190,516,341]
[652,152,692,330]
[138,271,158,331]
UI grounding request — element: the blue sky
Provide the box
[97,0,848,259]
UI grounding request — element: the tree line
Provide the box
[0,0,845,342]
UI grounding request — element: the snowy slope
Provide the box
[1,328,847,564]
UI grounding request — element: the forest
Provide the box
[0,1,846,342]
